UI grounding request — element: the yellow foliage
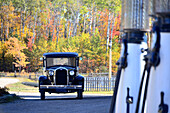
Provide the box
[5,37,28,67]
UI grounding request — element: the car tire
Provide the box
[40,90,45,100]
[77,90,83,99]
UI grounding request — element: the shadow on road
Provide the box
[19,95,112,101]
[0,94,112,113]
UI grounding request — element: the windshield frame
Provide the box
[45,57,76,68]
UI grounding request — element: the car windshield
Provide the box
[46,57,76,67]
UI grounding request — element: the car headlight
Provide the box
[69,70,75,76]
[49,70,54,76]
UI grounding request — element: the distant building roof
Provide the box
[43,52,78,57]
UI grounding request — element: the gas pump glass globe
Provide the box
[154,0,170,13]
[121,0,150,31]
[149,0,170,31]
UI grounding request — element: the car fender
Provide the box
[39,75,47,81]
[74,74,84,90]
[39,75,51,85]
[75,74,84,81]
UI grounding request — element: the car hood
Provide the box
[46,66,75,71]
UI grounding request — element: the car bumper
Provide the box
[40,85,82,90]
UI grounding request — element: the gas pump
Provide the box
[110,0,150,113]
[144,0,170,112]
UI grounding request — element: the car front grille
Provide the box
[55,69,67,85]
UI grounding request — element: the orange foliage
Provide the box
[6,37,28,67]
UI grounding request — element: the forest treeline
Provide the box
[0,0,121,74]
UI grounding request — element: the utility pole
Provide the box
[109,15,116,80]
[109,40,112,80]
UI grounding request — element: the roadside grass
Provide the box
[0,95,21,103]
[0,72,42,77]
[0,84,21,103]
[5,77,113,94]
[6,77,39,93]
[5,95,21,102]
[83,91,113,95]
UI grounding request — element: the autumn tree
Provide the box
[0,0,121,74]
[6,37,28,73]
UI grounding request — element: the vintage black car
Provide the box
[39,52,84,100]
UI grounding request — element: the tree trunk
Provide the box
[22,10,25,37]
[88,5,93,35]
[64,17,69,38]
[6,14,9,39]
[45,1,49,39]
[36,16,39,41]
[72,15,76,37]
[74,10,79,36]
[56,9,61,43]
[68,15,72,38]
[48,11,52,41]
[52,17,56,40]
[72,11,79,37]
[10,9,14,37]
[106,12,111,53]
[32,9,37,44]
[72,0,80,37]
[20,10,22,39]
[52,9,57,40]
[96,14,100,28]
[83,14,86,33]
[55,17,59,42]
[2,50,5,71]
[28,15,31,38]
[46,17,48,38]
[92,6,96,35]
[1,16,3,41]
[39,15,42,38]
[4,25,6,41]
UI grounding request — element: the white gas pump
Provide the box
[110,0,150,113]
[144,0,170,113]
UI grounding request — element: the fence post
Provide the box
[104,77,105,91]
[97,77,98,91]
[95,77,96,91]
[88,77,89,91]
[84,76,115,91]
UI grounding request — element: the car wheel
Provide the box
[77,90,83,99]
[40,90,45,100]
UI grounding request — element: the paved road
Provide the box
[0,92,112,113]
[0,78,113,113]
[0,78,19,88]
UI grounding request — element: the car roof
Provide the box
[43,52,78,57]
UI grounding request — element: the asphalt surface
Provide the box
[0,92,112,113]
[0,78,113,113]
[0,78,19,88]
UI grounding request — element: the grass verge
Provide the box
[6,77,39,93]
[6,77,113,94]
[83,91,113,95]
[0,94,21,103]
